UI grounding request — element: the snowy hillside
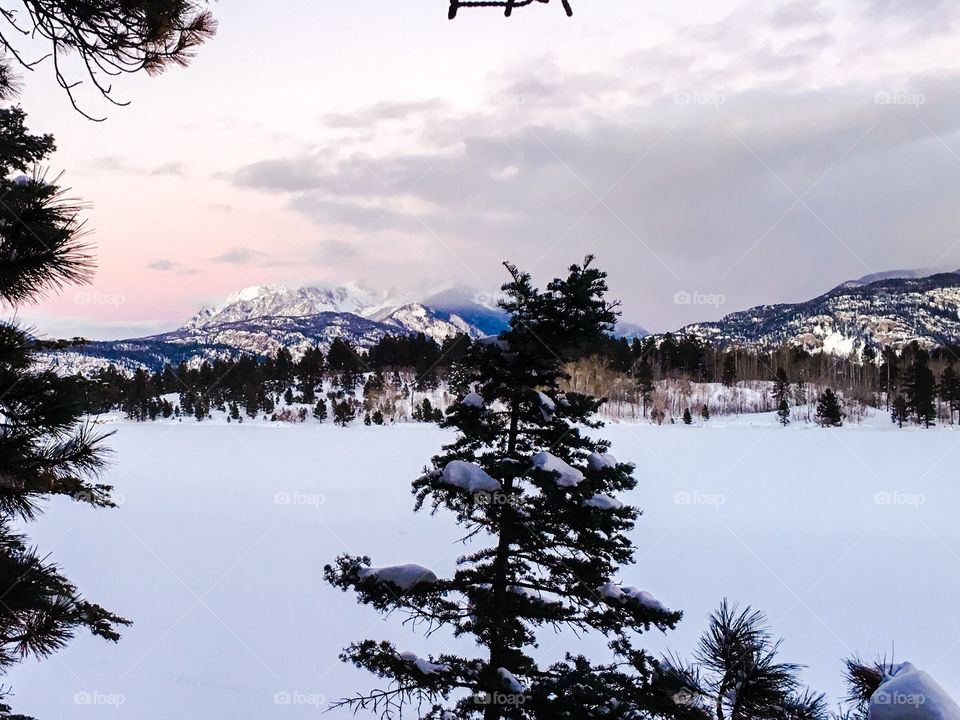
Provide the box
[678,271,960,355]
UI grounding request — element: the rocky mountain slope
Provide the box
[677,271,960,354]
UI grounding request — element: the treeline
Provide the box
[580,334,960,427]
[78,330,960,428]
[80,333,471,425]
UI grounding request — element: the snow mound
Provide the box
[534,390,556,421]
[531,451,584,487]
[398,650,450,675]
[583,493,623,510]
[598,583,669,612]
[587,452,618,471]
[869,662,960,720]
[358,564,438,590]
[498,667,525,692]
[461,392,485,408]
[441,461,501,493]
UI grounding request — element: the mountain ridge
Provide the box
[39,271,960,374]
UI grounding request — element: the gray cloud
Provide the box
[150,161,185,177]
[321,99,447,129]
[91,156,187,178]
[210,247,296,268]
[147,259,198,275]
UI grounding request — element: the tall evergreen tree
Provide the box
[939,361,960,425]
[721,353,738,388]
[0,94,130,716]
[633,359,655,418]
[326,258,683,719]
[890,395,908,428]
[772,367,790,407]
[903,348,936,428]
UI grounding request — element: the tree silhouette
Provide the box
[449,0,573,20]
[0,0,216,118]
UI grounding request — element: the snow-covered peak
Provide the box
[184,283,391,330]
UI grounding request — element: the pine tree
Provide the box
[903,348,936,428]
[815,389,843,427]
[633,359,655,417]
[682,407,693,425]
[940,362,960,425]
[333,400,356,427]
[721,353,738,387]
[313,399,328,422]
[325,258,683,719]
[0,96,129,715]
[772,367,790,407]
[658,600,826,720]
[372,409,385,425]
[891,395,908,428]
[700,404,710,421]
[777,398,790,427]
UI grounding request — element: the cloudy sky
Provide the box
[15,0,960,338]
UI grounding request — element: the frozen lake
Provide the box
[11,417,960,718]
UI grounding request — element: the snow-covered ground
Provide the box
[9,413,960,718]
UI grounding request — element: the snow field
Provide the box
[8,416,960,718]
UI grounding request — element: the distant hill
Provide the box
[676,271,960,355]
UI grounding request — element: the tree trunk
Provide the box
[485,401,520,720]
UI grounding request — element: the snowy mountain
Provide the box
[183,283,385,330]
[45,270,959,375]
[44,283,513,372]
[677,271,960,355]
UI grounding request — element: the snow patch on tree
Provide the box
[440,460,501,493]
[498,667,525,692]
[357,564,438,590]
[531,451,584,487]
[598,582,669,612]
[461,391,485,408]
[397,650,450,675]
[583,493,623,510]
[534,390,556,420]
[587,451,618,470]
